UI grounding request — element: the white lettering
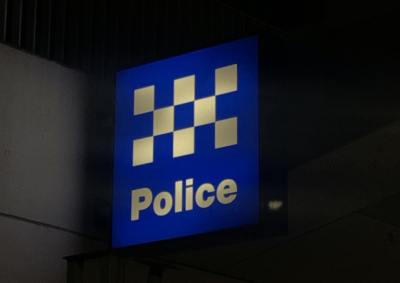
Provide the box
[131,178,237,220]
[195,183,215,208]
[185,179,193,211]
[217,179,237,204]
[131,188,152,221]
[175,181,183,212]
[153,192,173,216]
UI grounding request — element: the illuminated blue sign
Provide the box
[113,36,259,247]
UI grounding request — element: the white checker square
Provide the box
[153,106,174,136]
[174,75,195,105]
[173,127,195,157]
[134,85,155,115]
[194,96,216,126]
[215,117,237,148]
[215,64,237,95]
[133,136,154,166]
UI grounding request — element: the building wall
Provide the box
[0,43,111,282]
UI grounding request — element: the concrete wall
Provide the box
[0,43,113,282]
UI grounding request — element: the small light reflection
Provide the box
[268,200,283,211]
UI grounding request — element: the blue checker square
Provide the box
[174,102,194,130]
[131,112,153,139]
[113,36,259,248]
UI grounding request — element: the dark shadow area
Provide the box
[81,76,116,243]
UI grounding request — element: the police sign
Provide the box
[112,35,286,249]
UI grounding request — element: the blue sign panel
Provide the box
[113,36,259,247]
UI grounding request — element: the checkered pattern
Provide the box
[132,64,238,166]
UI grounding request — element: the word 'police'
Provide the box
[131,178,237,221]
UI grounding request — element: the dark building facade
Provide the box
[1,0,400,282]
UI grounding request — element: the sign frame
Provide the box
[112,33,287,256]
